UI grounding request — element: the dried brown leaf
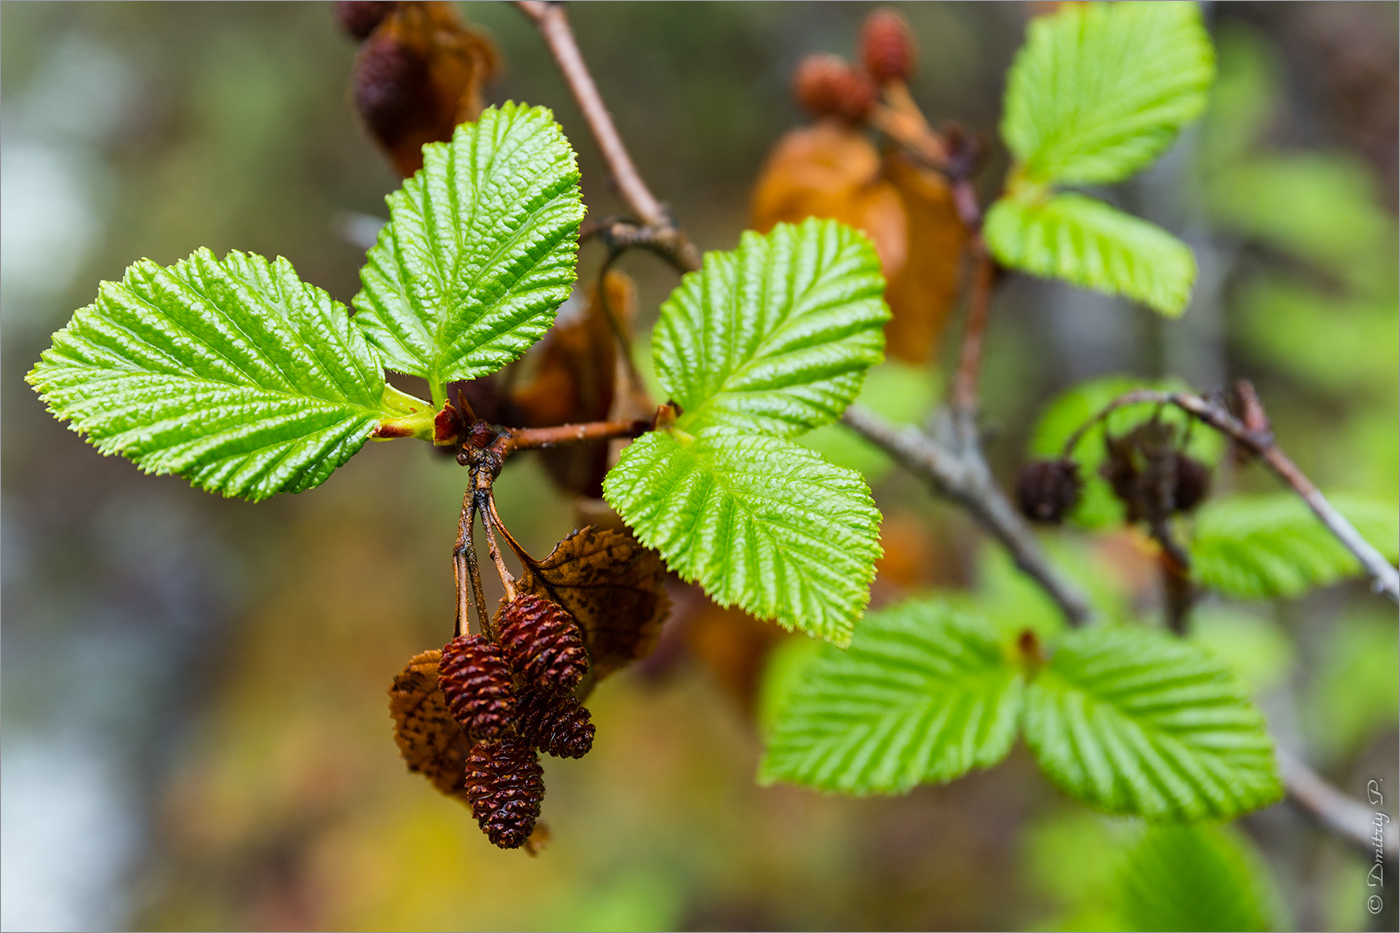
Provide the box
[514,526,670,683]
[751,122,908,273]
[510,273,629,497]
[352,1,500,177]
[684,599,784,716]
[387,649,472,806]
[881,152,967,362]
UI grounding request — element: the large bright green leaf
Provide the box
[352,102,584,392]
[1023,626,1282,819]
[602,427,881,646]
[1029,374,1224,528]
[1002,1,1215,186]
[653,218,889,437]
[28,249,409,501]
[1191,493,1400,600]
[1117,824,1281,931]
[985,193,1196,316]
[760,600,1023,794]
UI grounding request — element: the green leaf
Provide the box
[1191,493,1400,600]
[760,600,1023,794]
[1029,374,1224,528]
[27,249,408,501]
[352,102,585,392]
[602,427,881,646]
[653,218,889,437]
[1002,1,1215,185]
[1023,625,1283,819]
[985,193,1196,316]
[1117,824,1282,931]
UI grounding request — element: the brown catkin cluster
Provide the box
[860,8,916,84]
[792,54,878,123]
[438,634,515,741]
[464,737,545,849]
[498,593,589,693]
[515,686,595,759]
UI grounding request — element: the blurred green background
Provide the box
[2,3,1396,930]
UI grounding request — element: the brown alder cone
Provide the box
[514,686,595,759]
[860,8,916,84]
[350,1,499,176]
[332,0,398,41]
[792,54,879,123]
[387,649,474,805]
[1016,459,1084,524]
[438,634,516,741]
[464,737,545,849]
[497,593,589,692]
[513,526,670,684]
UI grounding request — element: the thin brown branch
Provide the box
[841,404,1095,626]
[1279,748,1398,864]
[480,491,517,602]
[502,417,653,454]
[453,491,489,639]
[951,243,994,420]
[1076,388,1400,604]
[515,0,700,273]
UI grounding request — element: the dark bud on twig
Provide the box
[860,8,916,84]
[497,593,590,692]
[464,737,544,849]
[1171,453,1212,513]
[792,53,878,123]
[1016,459,1083,524]
[514,686,595,759]
[332,0,398,41]
[438,634,516,742]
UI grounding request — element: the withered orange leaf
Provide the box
[352,1,499,177]
[388,649,473,806]
[685,598,786,716]
[510,272,629,498]
[514,526,670,684]
[881,152,967,362]
[751,121,908,274]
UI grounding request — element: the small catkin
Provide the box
[515,686,596,759]
[1171,453,1212,513]
[497,594,589,692]
[1016,459,1083,524]
[464,737,545,849]
[860,8,916,84]
[438,634,516,742]
[791,53,878,123]
[332,0,398,41]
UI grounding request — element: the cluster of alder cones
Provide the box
[392,592,596,850]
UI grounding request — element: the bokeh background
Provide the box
[2,3,1396,930]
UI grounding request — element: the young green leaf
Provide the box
[1023,625,1283,819]
[352,102,585,393]
[760,599,1023,794]
[984,193,1196,316]
[653,218,889,437]
[1002,1,1215,186]
[1116,824,1282,931]
[1191,493,1400,600]
[27,249,409,501]
[601,427,881,646]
